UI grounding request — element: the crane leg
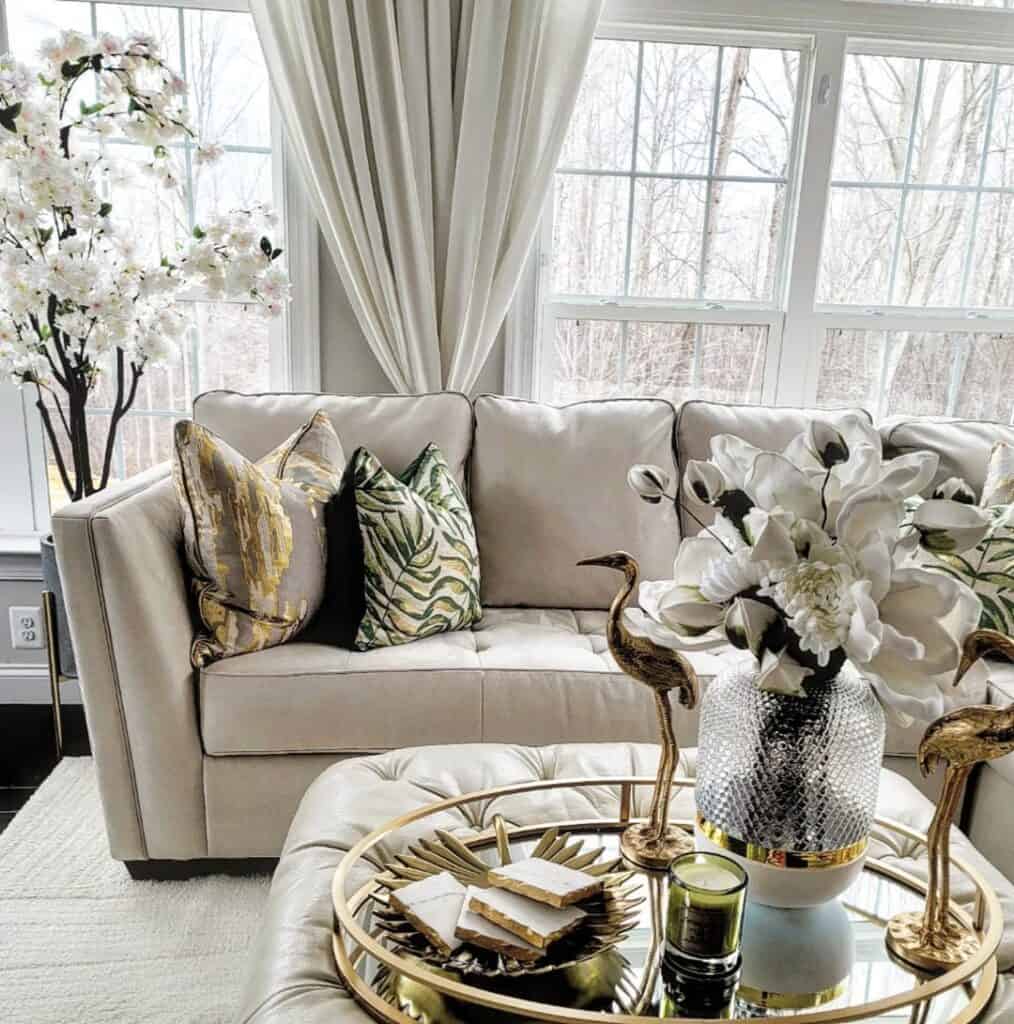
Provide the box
[936,766,970,933]
[649,689,677,841]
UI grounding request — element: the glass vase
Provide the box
[694,657,886,908]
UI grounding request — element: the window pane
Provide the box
[909,60,991,187]
[715,48,799,179]
[91,342,192,414]
[551,173,628,295]
[94,4,182,63]
[185,9,271,149]
[44,413,118,513]
[891,189,975,306]
[552,319,621,403]
[117,414,179,479]
[814,329,1013,421]
[112,146,190,263]
[816,329,886,411]
[984,66,1014,188]
[550,318,767,404]
[703,182,785,302]
[818,188,901,305]
[623,322,697,399]
[967,193,1014,307]
[559,39,638,172]
[637,42,717,177]
[194,151,273,223]
[5,0,91,58]
[194,302,272,394]
[833,55,916,184]
[696,323,767,403]
[628,177,706,299]
[953,333,1014,422]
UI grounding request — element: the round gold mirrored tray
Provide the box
[331,776,1002,1024]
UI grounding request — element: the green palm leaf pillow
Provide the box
[351,443,481,650]
[922,503,1014,638]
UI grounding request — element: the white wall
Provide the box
[318,234,506,396]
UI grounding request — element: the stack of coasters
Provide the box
[468,885,586,949]
[488,856,603,907]
[388,857,603,965]
[389,871,466,956]
[455,886,544,962]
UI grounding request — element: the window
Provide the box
[815,47,1014,419]
[520,3,1014,426]
[538,36,803,405]
[1,0,317,526]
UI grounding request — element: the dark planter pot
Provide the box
[40,534,77,679]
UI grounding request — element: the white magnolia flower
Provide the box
[628,422,980,717]
[627,463,672,504]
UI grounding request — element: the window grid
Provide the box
[552,39,798,306]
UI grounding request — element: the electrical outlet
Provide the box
[9,605,45,650]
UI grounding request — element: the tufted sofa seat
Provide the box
[236,742,1014,1024]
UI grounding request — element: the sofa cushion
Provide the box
[471,396,679,609]
[192,390,474,486]
[197,609,968,760]
[199,609,726,756]
[675,401,872,535]
[881,415,1014,498]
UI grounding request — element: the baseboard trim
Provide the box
[124,858,278,881]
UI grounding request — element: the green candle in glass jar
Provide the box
[665,852,747,977]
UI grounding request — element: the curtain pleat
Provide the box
[251,0,602,393]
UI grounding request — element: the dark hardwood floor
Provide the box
[0,704,90,834]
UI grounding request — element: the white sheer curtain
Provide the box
[251,0,602,393]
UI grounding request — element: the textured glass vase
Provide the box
[694,657,886,908]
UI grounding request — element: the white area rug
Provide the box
[0,757,271,1024]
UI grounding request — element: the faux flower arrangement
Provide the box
[0,30,290,501]
[627,415,984,720]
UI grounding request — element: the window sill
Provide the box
[0,533,44,557]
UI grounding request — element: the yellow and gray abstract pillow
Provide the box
[352,443,481,650]
[173,411,343,666]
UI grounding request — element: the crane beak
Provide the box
[577,554,618,569]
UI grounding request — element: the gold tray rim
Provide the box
[331,774,1002,1024]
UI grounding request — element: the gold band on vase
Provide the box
[737,981,847,1010]
[696,814,868,870]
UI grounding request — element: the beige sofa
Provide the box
[50,393,1014,873]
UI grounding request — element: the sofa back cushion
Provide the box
[675,401,873,535]
[471,396,678,609]
[880,415,1014,498]
[192,390,474,485]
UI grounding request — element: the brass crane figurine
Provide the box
[578,552,699,870]
[887,628,1014,972]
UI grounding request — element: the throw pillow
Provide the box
[351,443,481,649]
[983,441,1014,507]
[173,411,344,666]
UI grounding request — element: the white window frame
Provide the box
[0,0,319,544]
[511,0,1014,413]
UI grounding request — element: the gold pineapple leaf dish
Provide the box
[371,820,644,978]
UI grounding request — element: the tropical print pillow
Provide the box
[173,410,344,666]
[912,495,1014,639]
[351,443,481,649]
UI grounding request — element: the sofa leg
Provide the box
[124,858,278,880]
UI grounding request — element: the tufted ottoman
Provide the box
[236,743,1014,1024]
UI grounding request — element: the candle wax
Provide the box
[673,861,741,892]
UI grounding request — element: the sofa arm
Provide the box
[52,464,207,860]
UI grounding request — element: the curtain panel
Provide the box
[251,0,602,393]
